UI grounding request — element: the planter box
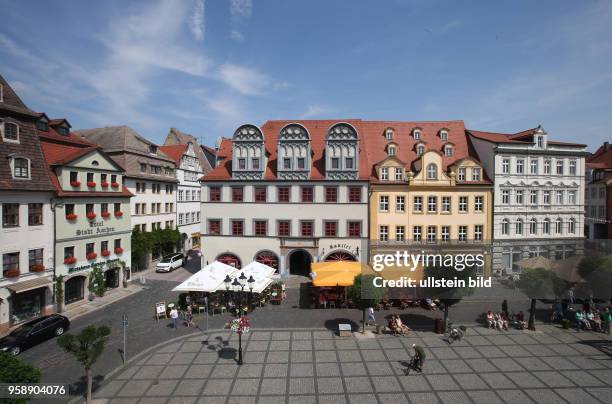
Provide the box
[101,212,111,218]
[114,247,124,254]
[30,265,45,273]
[101,182,109,188]
[111,182,119,188]
[86,253,98,261]
[70,181,81,187]
[86,213,97,220]
[64,257,77,265]
[101,250,111,257]
[87,182,96,187]
[4,268,20,278]
[114,211,123,217]
[66,214,78,221]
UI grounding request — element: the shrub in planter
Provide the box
[70,181,81,187]
[86,252,97,261]
[30,264,45,272]
[101,211,111,218]
[111,182,119,188]
[86,181,96,187]
[114,211,123,218]
[101,250,111,257]
[101,181,109,188]
[5,268,20,278]
[66,213,78,221]
[114,247,124,254]
[86,212,97,220]
[64,257,77,265]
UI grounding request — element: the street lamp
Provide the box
[225,272,255,366]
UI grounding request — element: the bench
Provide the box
[338,323,352,337]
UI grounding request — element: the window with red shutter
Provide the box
[300,221,314,237]
[208,219,221,235]
[348,221,361,237]
[278,220,291,236]
[324,221,337,237]
[325,187,338,203]
[349,187,361,203]
[231,220,243,235]
[278,186,290,202]
[232,187,243,202]
[210,186,221,201]
[254,220,267,236]
[301,187,313,203]
[254,187,267,202]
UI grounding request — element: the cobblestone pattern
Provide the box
[94,325,612,404]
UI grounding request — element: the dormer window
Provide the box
[57,126,69,136]
[472,167,481,181]
[413,129,421,140]
[12,157,30,179]
[440,130,448,141]
[1,121,19,142]
[416,145,425,156]
[395,167,404,181]
[457,167,466,181]
[427,163,437,180]
[37,118,49,132]
[444,145,454,157]
[385,129,394,140]
[388,146,396,156]
[149,145,157,154]
[536,135,544,148]
[381,167,389,180]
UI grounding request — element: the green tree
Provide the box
[131,227,152,270]
[578,256,612,300]
[424,264,477,329]
[88,265,105,297]
[516,267,568,331]
[348,274,384,333]
[57,325,111,404]
[0,352,41,404]
[54,274,64,312]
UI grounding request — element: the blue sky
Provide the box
[0,0,610,150]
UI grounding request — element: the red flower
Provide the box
[101,211,111,218]
[66,213,78,221]
[101,250,111,257]
[87,181,96,187]
[86,212,97,220]
[111,182,119,188]
[101,181,109,187]
[114,211,123,217]
[70,181,81,187]
[30,264,45,272]
[5,268,20,278]
[114,247,124,254]
[86,252,97,261]
[64,257,77,265]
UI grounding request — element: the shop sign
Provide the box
[68,259,120,274]
[76,220,116,237]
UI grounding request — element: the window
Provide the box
[416,145,425,156]
[544,159,551,174]
[568,191,576,204]
[254,186,267,202]
[345,157,354,169]
[231,220,244,236]
[3,252,20,276]
[348,221,361,237]
[502,189,510,205]
[413,226,422,241]
[300,221,314,237]
[385,129,393,140]
[151,165,162,175]
[413,196,422,212]
[529,218,537,235]
[441,226,450,242]
[379,195,389,212]
[301,187,313,203]
[427,226,437,242]
[251,158,260,170]
[380,167,388,180]
[379,225,389,241]
[28,248,43,271]
[458,225,467,241]
[426,164,437,180]
[474,196,483,212]
[516,190,524,204]
[331,158,340,169]
[459,196,468,213]
[442,196,451,213]
[232,187,244,202]
[388,146,396,156]
[543,219,550,234]
[568,218,576,234]
[515,219,523,235]
[325,187,338,203]
[238,158,246,170]
[501,219,509,235]
[28,203,43,225]
[396,196,405,212]
[208,219,221,235]
[530,160,538,174]
[413,129,421,140]
[543,190,551,205]
[278,186,290,202]
[530,190,538,205]
[474,225,483,241]
[278,220,291,237]
[555,218,563,234]
[13,158,29,178]
[516,159,524,174]
[472,168,481,181]
[349,187,361,203]
[210,186,221,201]
[427,196,437,213]
[86,243,95,256]
[502,159,510,174]
[444,145,453,156]
[140,163,147,173]
[297,158,305,169]
[64,246,75,260]
[324,221,337,237]
[394,167,403,181]
[537,136,544,148]
[458,168,465,181]
[556,160,564,175]
[178,213,183,224]
[569,160,577,175]
[254,220,267,236]
[114,239,122,250]
[2,203,19,227]
[556,190,564,205]
[396,226,405,241]
[3,122,19,141]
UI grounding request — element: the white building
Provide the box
[469,126,588,274]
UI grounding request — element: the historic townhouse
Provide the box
[200,120,370,275]
[585,141,612,240]
[369,121,493,275]
[161,128,212,251]
[38,119,133,308]
[0,76,56,334]
[77,126,178,267]
[468,126,587,275]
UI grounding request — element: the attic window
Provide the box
[36,119,49,131]
[92,160,99,166]
[388,146,396,156]
[149,145,157,154]
[57,126,69,136]
[440,130,448,141]
[413,129,421,140]
[416,145,425,156]
[536,135,544,148]
[444,145,454,157]
[385,129,393,140]
[2,121,19,142]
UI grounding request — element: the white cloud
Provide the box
[301,105,332,119]
[229,0,253,41]
[189,0,205,41]
[219,63,270,95]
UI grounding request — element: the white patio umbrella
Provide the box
[172,261,238,292]
[227,261,277,294]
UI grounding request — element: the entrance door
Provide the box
[65,277,85,304]
[289,250,312,276]
[104,268,119,289]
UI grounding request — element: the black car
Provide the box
[0,314,70,356]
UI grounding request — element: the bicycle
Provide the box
[446,322,467,344]
[402,354,423,375]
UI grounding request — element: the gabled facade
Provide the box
[585,141,612,240]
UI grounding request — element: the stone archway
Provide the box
[216,253,242,269]
[324,250,357,262]
[288,249,312,276]
[254,250,279,273]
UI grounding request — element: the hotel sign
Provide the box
[68,258,121,274]
[76,220,116,237]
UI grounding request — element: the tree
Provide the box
[578,256,612,301]
[348,274,384,333]
[131,227,152,270]
[54,274,64,313]
[57,325,111,404]
[516,267,567,331]
[0,352,41,404]
[424,264,477,328]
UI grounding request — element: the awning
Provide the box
[173,261,238,292]
[311,261,373,287]
[6,277,52,294]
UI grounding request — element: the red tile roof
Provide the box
[588,142,612,167]
[159,144,187,166]
[467,130,525,144]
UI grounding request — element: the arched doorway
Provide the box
[255,250,279,273]
[289,250,312,276]
[324,251,357,262]
[216,253,241,269]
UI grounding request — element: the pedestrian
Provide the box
[170,307,179,329]
[603,307,612,335]
[501,300,508,317]
[575,310,583,332]
[411,344,426,372]
[367,307,375,326]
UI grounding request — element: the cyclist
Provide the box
[412,344,426,372]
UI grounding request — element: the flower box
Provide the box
[30,264,45,272]
[70,181,81,187]
[4,268,20,278]
[86,212,97,220]
[87,181,96,187]
[101,250,111,257]
[114,247,124,254]
[101,181,109,188]
[66,213,78,221]
[86,252,97,261]
[114,211,123,218]
[101,211,111,218]
[111,182,119,188]
[64,257,77,265]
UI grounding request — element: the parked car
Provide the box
[0,314,70,356]
[156,253,184,272]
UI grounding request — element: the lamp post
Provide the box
[224,272,255,365]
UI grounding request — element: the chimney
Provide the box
[604,141,610,151]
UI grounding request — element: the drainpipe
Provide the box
[50,198,64,311]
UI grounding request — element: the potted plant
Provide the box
[66,213,78,221]
[5,268,20,278]
[70,180,81,187]
[86,212,97,220]
[86,181,96,188]
[114,211,123,218]
[101,181,109,188]
[86,252,97,261]
[111,182,119,188]
[30,264,45,272]
[64,256,77,265]
[114,247,124,255]
[101,211,111,218]
[101,250,111,257]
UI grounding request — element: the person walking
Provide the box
[412,344,426,372]
[170,307,179,329]
[603,307,612,335]
[501,300,508,317]
[367,307,375,326]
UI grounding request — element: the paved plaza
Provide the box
[91,325,612,404]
